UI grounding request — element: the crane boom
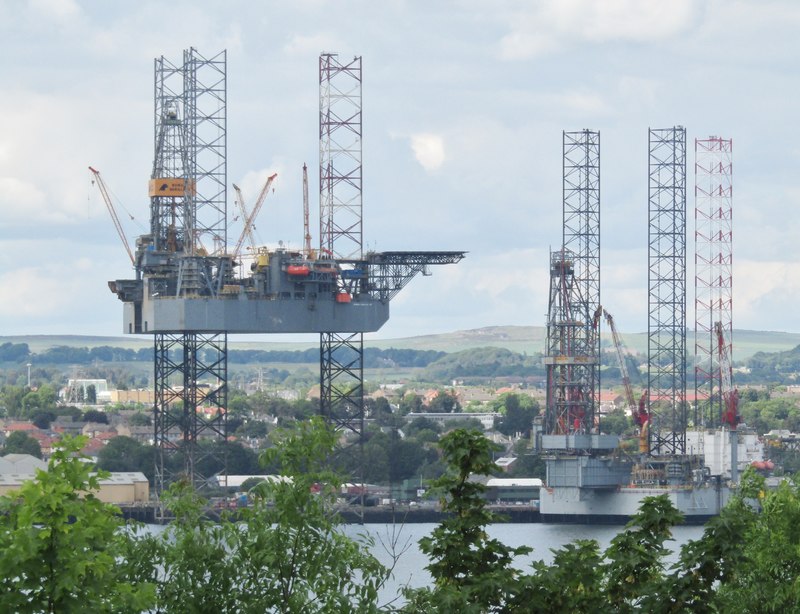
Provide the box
[603,309,636,414]
[302,163,312,257]
[715,320,740,483]
[232,183,257,253]
[88,166,135,266]
[232,172,278,261]
[715,321,738,429]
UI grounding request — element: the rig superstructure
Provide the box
[537,127,740,522]
[103,49,464,504]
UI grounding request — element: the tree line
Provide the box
[0,342,446,368]
[1,424,799,612]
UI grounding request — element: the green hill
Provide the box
[2,326,799,362]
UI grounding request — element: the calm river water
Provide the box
[142,521,705,604]
[342,522,706,603]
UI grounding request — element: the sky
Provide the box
[1,0,799,342]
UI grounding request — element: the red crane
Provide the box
[715,320,740,482]
[715,321,739,429]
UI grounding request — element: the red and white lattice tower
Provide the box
[694,137,733,428]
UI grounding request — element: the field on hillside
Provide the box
[2,326,799,362]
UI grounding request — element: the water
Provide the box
[343,522,706,602]
[140,521,706,604]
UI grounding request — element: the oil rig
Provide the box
[537,128,738,522]
[97,49,464,502]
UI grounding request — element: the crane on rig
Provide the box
[603,308,649,453]
[715,321,739,430]
[231,172,278,262]
[603,309,636,415]
[302,163,313,258]
[88,166,135,266]
[232,183,256,254]
[715,320,740,482]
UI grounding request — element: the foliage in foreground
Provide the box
[127,416,391,613]
[6,424,800,612]
[0,435,154,613]
[402,430,800,614]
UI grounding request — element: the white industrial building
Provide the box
[685,428,765,479]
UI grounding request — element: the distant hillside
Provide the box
[367,326,546,354]
[2,326,799,362]
[370,326,800,362]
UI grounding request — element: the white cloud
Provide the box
[0,177,47,220]
[734,260,800,329]
[558,91,611,116]
[498,0,698,60]
[283,34,343,58]
[409,133,445,172]
[617,76,659,109]
[385,248,551,338]
[0,266,81,318]
[28,0,80,21]
[0,0,799,341]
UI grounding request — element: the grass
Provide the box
[3,326,799,363]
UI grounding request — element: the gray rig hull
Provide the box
[539,483,730,524]
[126,294,389,334]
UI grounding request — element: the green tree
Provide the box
[96,436,154,481]
[237,418,270,438]
[367,396,394,424]
[399,392,423,415]
[227,390,252,417]
[0,385,26,417]
[137,417,390,612]
[142,481,239,613]
[426,390,461,414]
[0,436,154,612]
[600,407,631,436]
[493,392,539,437]
[2,431,42,458]
[230,417,389,611]
[602,496,684,611]
[31,410,56,430]
[128,411,152,427]
[82,409,109,424]
[714,469,800,613]
[20,383,57,417]
[389,438,433,483]
[53,405,83,422]
[405,428,531,611]
[405,416,442,437]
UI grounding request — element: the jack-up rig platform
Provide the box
[95,49,464,509]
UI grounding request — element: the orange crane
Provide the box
[231,172,277,262]
[603,308,649,453]
[88,166,135,266]
[603,309,636,415]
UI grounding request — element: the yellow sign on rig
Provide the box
[148,178,196,197]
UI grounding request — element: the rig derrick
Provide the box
[106,49,464,512]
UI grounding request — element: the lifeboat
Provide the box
[286,264,311,276]
[335,292,352,303]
